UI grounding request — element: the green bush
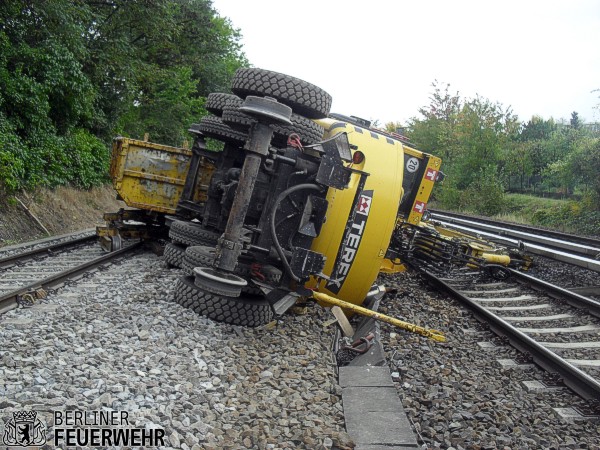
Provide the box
[0,111,109,191]
[26,130,70,187]
[577,211,600,235]
[436,184,463,210]
[531,202,600,235]
[0,113,25,190]
[464,173,505,215]
[63,129,110,188]
[437,169,505,215]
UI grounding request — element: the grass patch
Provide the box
[502,193,570,213]
[497,194,599,235]
[434,192,600,236]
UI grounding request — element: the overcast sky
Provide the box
[211,0,600,126]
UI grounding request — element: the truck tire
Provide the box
[221,105,252,132]
[182,245,215,276]
[231,68,332,119]
[222,106,324,147]
[205,93,242,117]
[198,115,247,145]
[271,114,324,147]
[174,276,273,327]
[169,221,220,247]
[164,242,186,268]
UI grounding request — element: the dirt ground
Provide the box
[0,184,125,247]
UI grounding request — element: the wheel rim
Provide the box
[193,267,247,297]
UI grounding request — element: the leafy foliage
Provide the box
[409,82,516,214]
[495,194,600,236]
[531,203,600,235]
[409,81,600,217]
[0,0,247,192]
[561,137,600,203]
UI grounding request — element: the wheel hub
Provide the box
[193,266,248,297]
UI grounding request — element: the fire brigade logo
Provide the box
[3,411,46,447]
[356,194,372,215]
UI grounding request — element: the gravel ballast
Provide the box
[528,255,599,288]
[378,270,600,450]
[3,240,600,449]
[0,230,95,258]
[0,252,350,449]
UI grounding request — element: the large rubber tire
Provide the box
[205,93,242,117]
[271,114,324,147]
[182,245,216,276]
[231,68,332,119]
[174,276,273,327]
[198,115,247,144]
[169,221,220,247]
[221,105,253,132]
[222,107,324,147]
[164,242,186,269]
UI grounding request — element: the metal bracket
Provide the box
[290,248,326,280]
[298,195,328,237]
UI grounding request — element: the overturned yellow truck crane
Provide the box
[98,68,528,338]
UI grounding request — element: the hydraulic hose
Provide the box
[269,183,323,282]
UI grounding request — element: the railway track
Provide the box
[0,234,96,269]
[0,234,355,449]
[0,235,141,314]
[429,209,600,273]
[416,264,600,408]
[2,230,600,446]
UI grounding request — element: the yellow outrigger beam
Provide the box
[311,291,446,342]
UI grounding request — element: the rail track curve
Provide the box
[415,264,600,403]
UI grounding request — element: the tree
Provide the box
[555,137,600,206]
[408,81,461,161]
[452,95,518,188]
[81,0,248,144]
[0,0,100,189]
[408,84,518,215]
[0,0,248,191]
[570,111,581,129]
[519,116,556,142]
[512,116,557,191]
[505,141,535,191]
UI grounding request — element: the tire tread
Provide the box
[231,68,332,119]
[173,276,273,327]
[169,221,220,247]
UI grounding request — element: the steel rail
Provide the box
[0,235,96,268]
[419,267,600,401]
[0,242,142,315]
[430,209,600,250]
[431,219,600,273]
[510,269,600,319]
[433,214,600,258]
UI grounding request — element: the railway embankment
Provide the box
[0,185,123,247]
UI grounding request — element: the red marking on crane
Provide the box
[425,169,438,181]
[413,201,426,213]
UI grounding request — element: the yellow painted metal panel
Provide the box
[403,147,442,225]
[110,137,213,214]
[307,119,404,306]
